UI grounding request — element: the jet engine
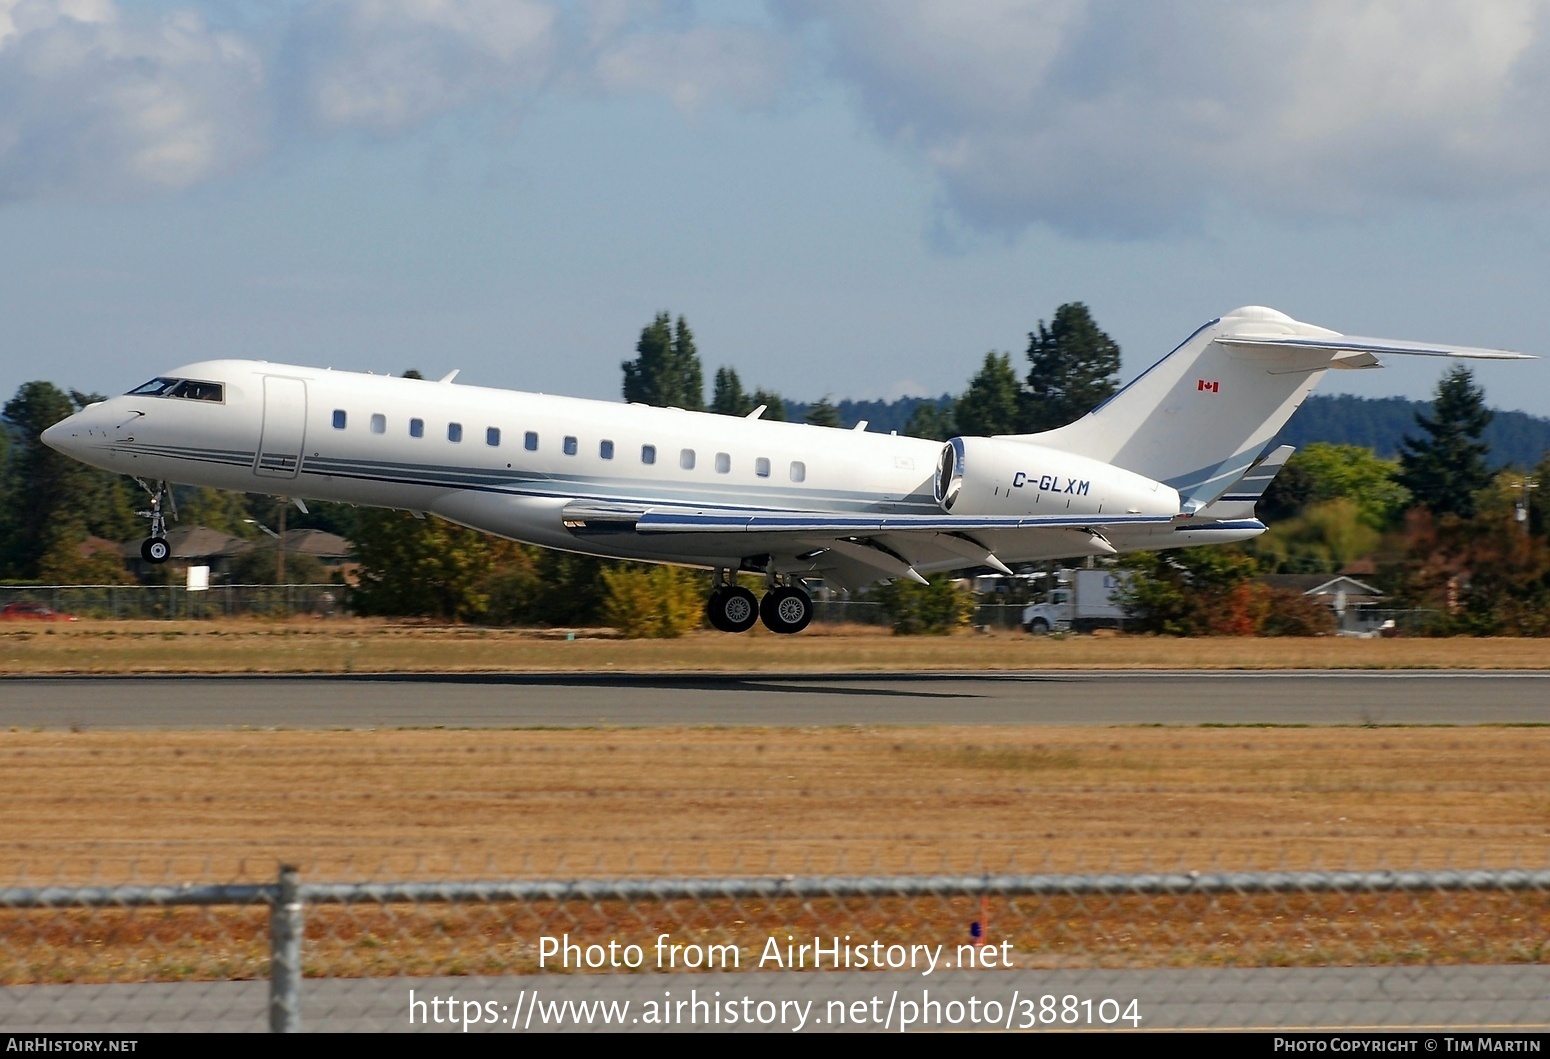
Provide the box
[934,436,1180,519]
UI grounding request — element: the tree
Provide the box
[904,401,956,441]
[0,382,138,580]
[749,388,787,422]
[873,578,976,634]
[622,312,704,410]
[805,396,841,428]
[1023,302,1122,432]
[954,352,1022,436]
[711,367,751,416]
[348,510,499,620]
[1397,366,1493,519]
[1284,443,1409,529]
[601,565,706,637]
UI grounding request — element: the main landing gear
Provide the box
[706,570,813,634]
[136,479,174,564]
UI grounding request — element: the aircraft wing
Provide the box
[562,500,1174,591]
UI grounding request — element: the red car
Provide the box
[0,602,78,622]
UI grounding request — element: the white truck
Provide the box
[1021,569,1132,634]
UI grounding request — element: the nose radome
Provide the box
[41,417,78,454]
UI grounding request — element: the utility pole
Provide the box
[1512,476,1539,535]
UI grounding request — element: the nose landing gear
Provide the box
[135,479,175,565]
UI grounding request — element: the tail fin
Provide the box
[1010,306,1532,508]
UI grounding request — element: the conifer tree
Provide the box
[622,312,704,409]
[805,396,842,428]
[1397,366,1494,519]
[954,351,1022,436]
[711,366,750,415]
[1023,302,1121,432]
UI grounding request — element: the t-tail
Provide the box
[1010,306,1533,510]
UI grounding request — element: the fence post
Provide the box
[269,864,303,1033]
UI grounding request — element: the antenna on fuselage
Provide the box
[439,369,460,384]
[745,404,767,420]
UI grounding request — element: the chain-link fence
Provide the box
[3,864,1546,1032]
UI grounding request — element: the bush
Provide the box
[1259,587,1338,636]
[874,578,975,635]
[601,565,706,638]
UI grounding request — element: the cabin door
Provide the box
[255,377,307,479]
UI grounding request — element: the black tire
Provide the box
[1028,617,1050,635]
[705,589,731,632]
[141,537,170,564]
[707,586,758,633]
[759,586,812,634]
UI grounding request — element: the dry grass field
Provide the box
[5,726,1545,882]
[3,725,1547,981]
[4,619,1550,673]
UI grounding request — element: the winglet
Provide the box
[745,404,767,420]
[439,369,460,384]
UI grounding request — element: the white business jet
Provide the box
[42,306,1531,634]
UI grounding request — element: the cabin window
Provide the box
[755,457,770,478]
[370,414,386,435]
[564,436,578,456]
[642,444,656,465]
[524,431,538,451]
[488,427,502,447]
[680,449,696,470]
[715,452,731,474]
[600,439,614,460]
[448,423,463,443]
[409,418,424,438]
[790,461,806,483]
[332,410,347,430]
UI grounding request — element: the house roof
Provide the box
[275,528,354,558]
[1260,574,1384,598]
[120,525,254,560]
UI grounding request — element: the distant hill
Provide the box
[1271,394,1550,468]
[787,393,1550,469]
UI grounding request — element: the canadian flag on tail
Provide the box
[1197,379,1219,393]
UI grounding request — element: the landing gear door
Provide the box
[255,376,307,479]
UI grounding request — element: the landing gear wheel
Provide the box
[759,586,812,634]
[141,537,170,564]
[706,585,759,633]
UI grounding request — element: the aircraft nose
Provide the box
[41,415,81,455]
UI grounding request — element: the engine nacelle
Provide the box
[934,436,1180,518]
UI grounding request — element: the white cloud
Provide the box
[0,0,268,201]
[287,0,561,133]
[784,0,1550,236]
[589,23,792,110]
[0,0,792,203]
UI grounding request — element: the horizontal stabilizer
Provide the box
[1217,444,1294,504]
[1217,335,1535,361]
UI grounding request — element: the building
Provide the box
[1258,573,1386,634]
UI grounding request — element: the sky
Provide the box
[3,1,1550,415]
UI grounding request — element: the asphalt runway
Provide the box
[5,966,1547,1032]
[1,671,1548,728]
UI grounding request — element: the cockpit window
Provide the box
[125,378,225,402]
[168,380,224,402]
